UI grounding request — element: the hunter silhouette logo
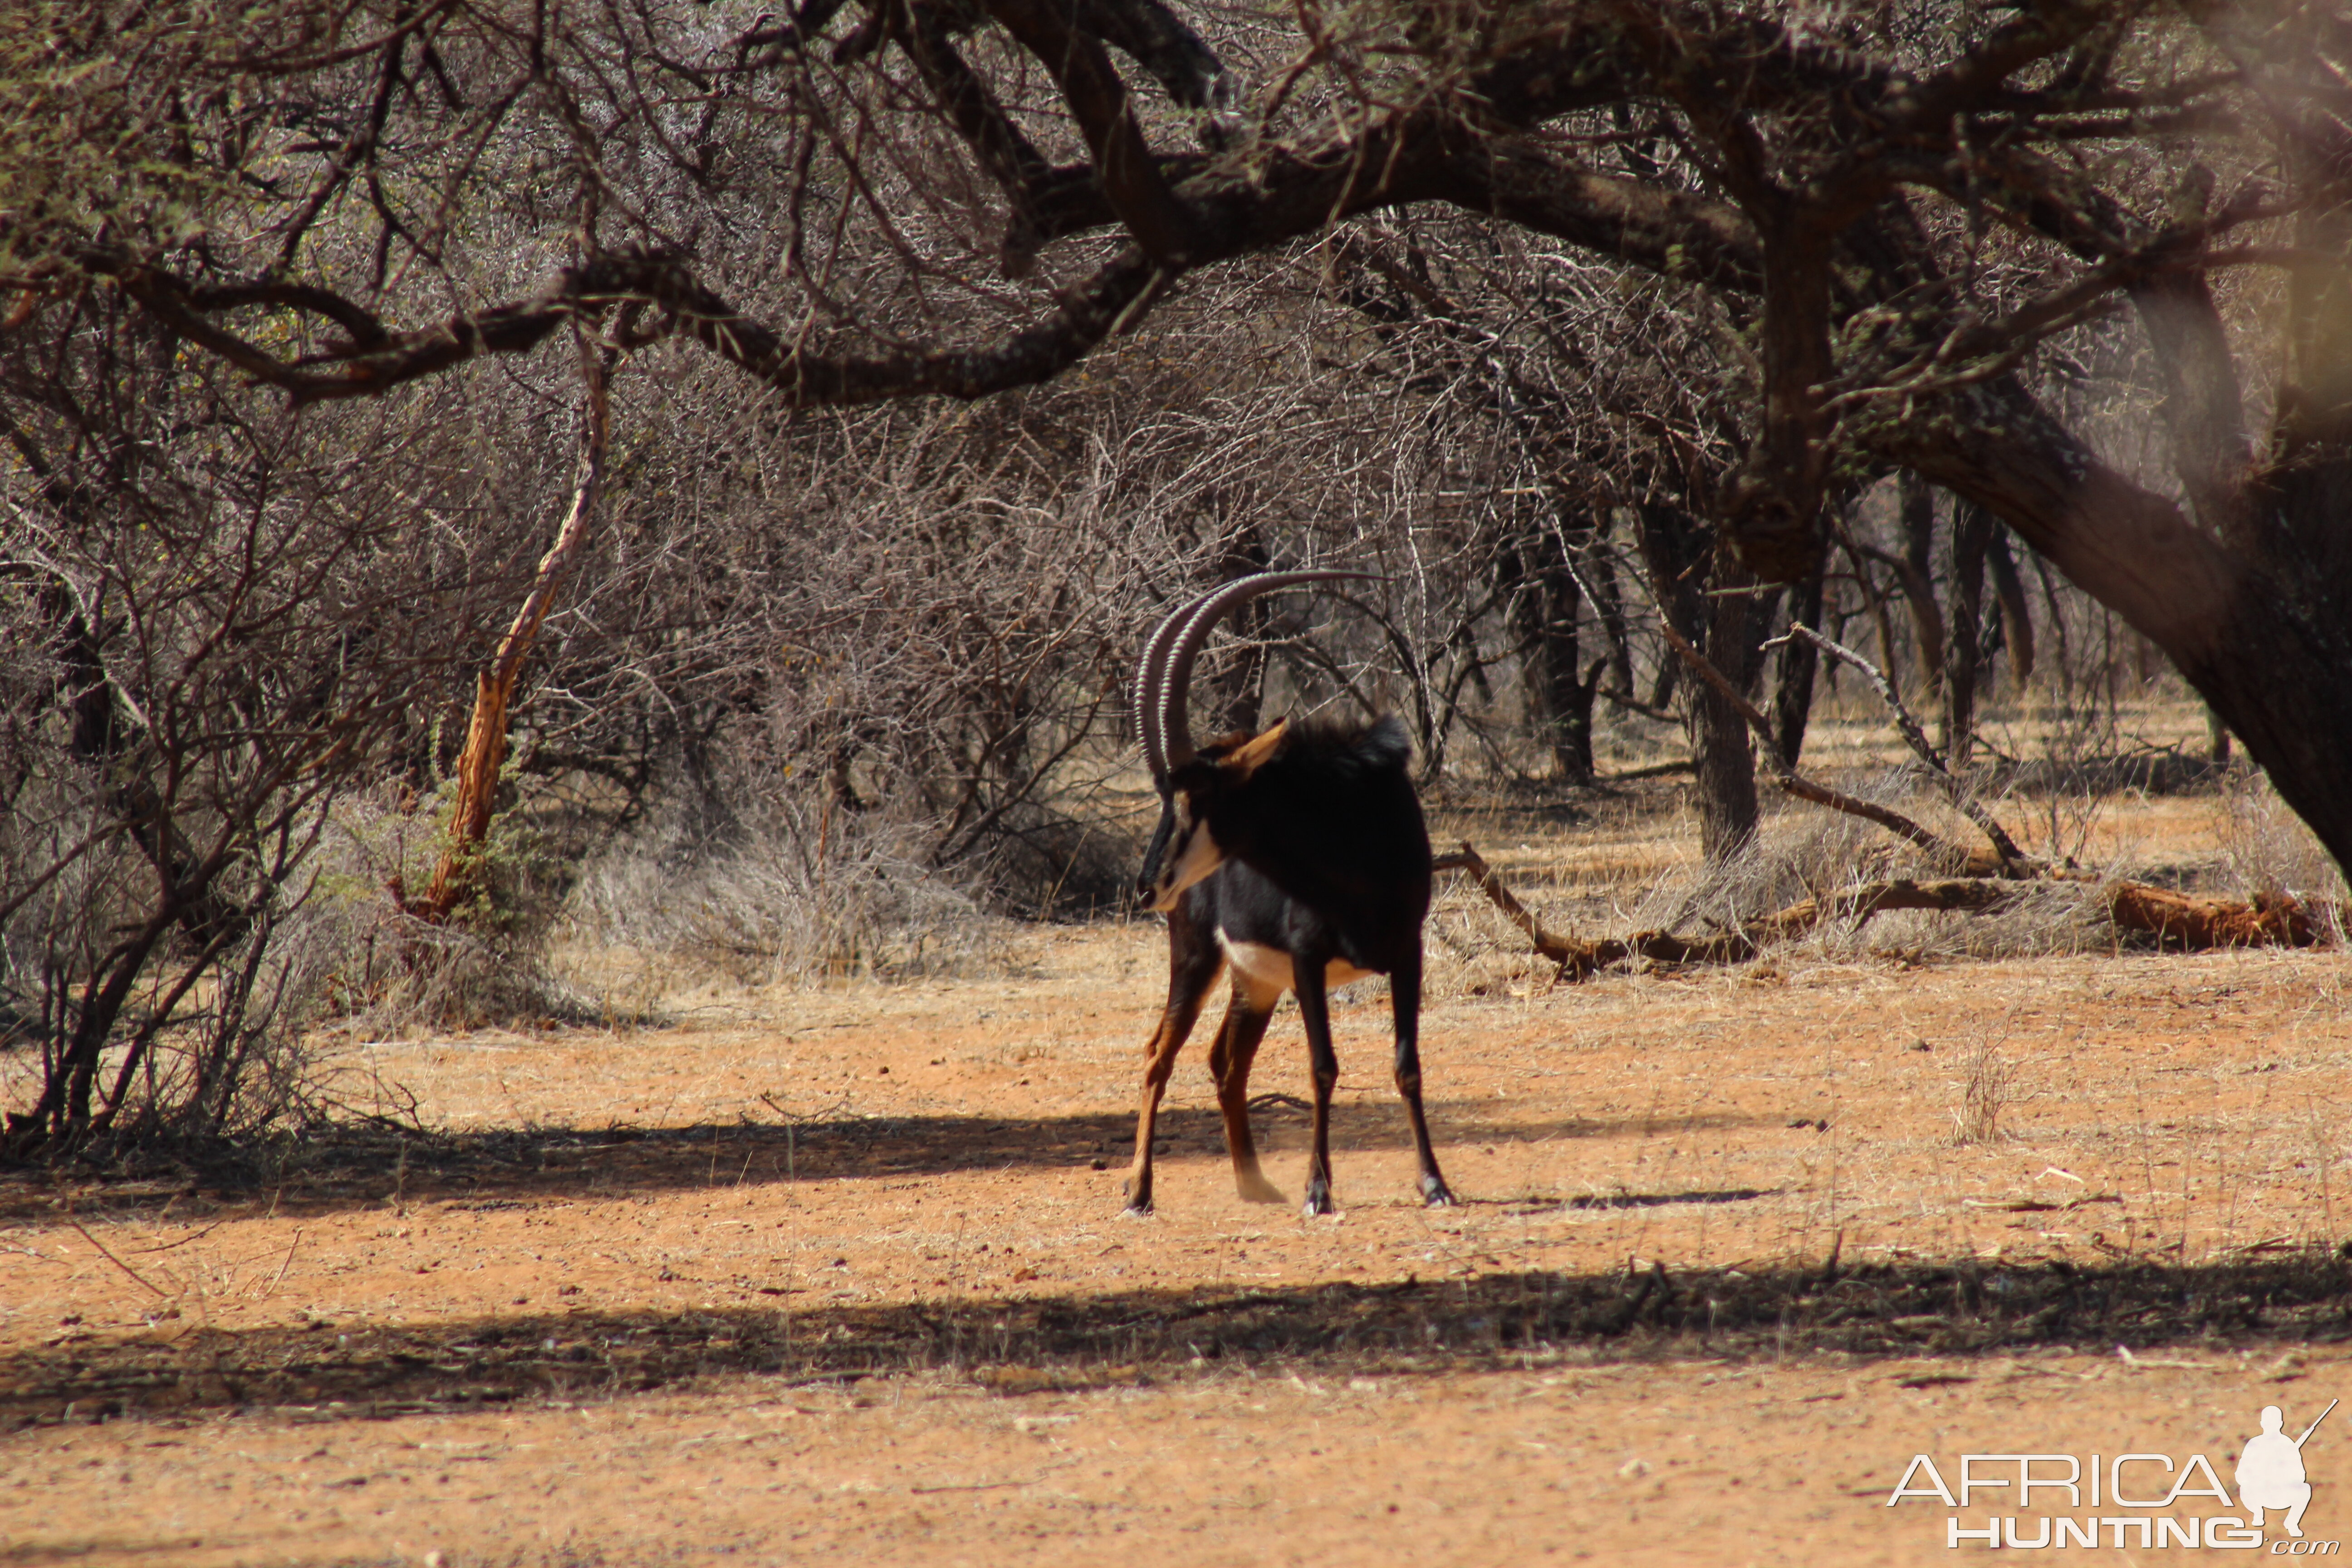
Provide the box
[1886,1397,2338,1551]
[2241,1401,2335,1539]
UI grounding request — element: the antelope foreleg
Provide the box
[1124,971,1217,1214]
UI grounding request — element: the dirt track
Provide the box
[5,928,2352,1564]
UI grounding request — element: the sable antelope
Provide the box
[1123,571,1454,1217]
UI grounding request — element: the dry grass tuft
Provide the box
[1950,1038,2013,1146]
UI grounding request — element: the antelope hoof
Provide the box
[1420,1175,1456,1207]
[1123,1179,1155,1216]
[1302,1180,1336,1217]
[1235,1169,1286,1205]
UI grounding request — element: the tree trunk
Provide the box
[1942,500,1994,769]
[1647,640,1679,714]
[1985,532,2035,685]
[1507,521,1601,783]
[405,329,611,925]
[1695,573,1772,860]
[1896,470,1944,698]
[1769,564,1824,769]
[1637,502,1768,862]
[1583,529,1637,705]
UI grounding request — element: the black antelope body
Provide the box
[1123,571,1454,1217]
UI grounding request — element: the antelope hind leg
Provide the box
[1206,986,1284,1204]
[1389,951,1454,1207]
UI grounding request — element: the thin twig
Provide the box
[255,1228,304,1301]
[66,1218,173,1300]
[129,1215,234,1254]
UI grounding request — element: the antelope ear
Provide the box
[1220,719,1289,782]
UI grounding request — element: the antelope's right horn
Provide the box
[1135,569,1385,784]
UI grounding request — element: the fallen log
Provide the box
[1531,593,2337,969]
[1431,845,1753,978]
[2104,884,2332,949]
[1435,843,2336,981]
[1743,877,2026,941]
[1602,758,1696,781]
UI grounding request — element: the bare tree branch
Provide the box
[1768,621,2036,873]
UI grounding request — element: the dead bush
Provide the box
[1951,1038,2014,1147]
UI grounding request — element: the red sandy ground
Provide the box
[5,926,2351,1565]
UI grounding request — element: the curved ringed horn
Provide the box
[1132,589,1198,786]
[1140,569,1386,783]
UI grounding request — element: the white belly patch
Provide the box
[1216,932,1373,998]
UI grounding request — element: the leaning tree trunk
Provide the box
[404,328,611,925]
[1637,503,1771,862]
[1886,378,2352,877]
[1984,532,2035,686]
[1841,152,2352,881]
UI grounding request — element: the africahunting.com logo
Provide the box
[1886,1399,2337,1552]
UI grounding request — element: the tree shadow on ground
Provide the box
[7,1249,2350,1432]
[0,1105,1796,1225]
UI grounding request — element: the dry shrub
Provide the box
[559,792,1002,987]
[0,380,555,1154]
[2215,768,2349,931]
[1608,780,1907,943]
[1951,1038,2014,1146]
[1817,881,2111,964]
[1670,780,2119,965]
[289,786,592,1036]
[0,779,470,1160]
